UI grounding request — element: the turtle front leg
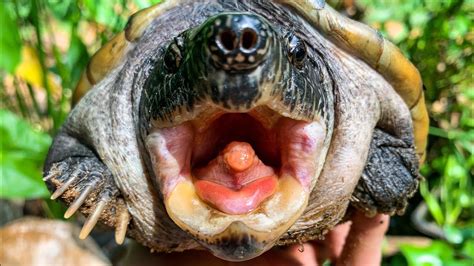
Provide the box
[351,84,421,217]
[44,131,130,244]
[352,129,420,216]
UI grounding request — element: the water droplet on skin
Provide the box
[298,242,304,252]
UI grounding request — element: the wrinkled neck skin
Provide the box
[63,0,412,257]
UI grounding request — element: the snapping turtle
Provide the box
[43,0,429,261]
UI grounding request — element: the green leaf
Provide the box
[149,0,163,5]
[461,239,474,258]
[133,0,152,9]
[1,110,51,156]
[400,241,453,266]
[43,199,67,219]
[449,16,470,40]
[444,225,464,244]
[133,0,163,9]
[46,0,77,21]
[0,2,22,73]
[1,151,49,198]
[365,8,393,23]
[420,181,444,225]
[82,0,127,32]
[409,9,430,27]
[66,32,89,85]
[0,109,51,199]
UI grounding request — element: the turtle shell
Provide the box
[73,0,428,163]
[278,0,429,162]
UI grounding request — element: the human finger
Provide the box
[336,212,389,265]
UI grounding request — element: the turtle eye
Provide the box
[287,33,307,68]
[164,38,183,73]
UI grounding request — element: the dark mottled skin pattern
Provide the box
[43,0,420,252]
[140,2,334,127]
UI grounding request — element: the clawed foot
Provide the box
[44,158,130,244]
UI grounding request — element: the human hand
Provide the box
[121,211,389,266]
[286,211,390,266]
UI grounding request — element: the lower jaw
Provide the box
[165,175,309,261]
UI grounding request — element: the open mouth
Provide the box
[145,105,326,260]
[192,112,280,215]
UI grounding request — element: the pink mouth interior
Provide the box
[151,111,324,215]
[192,114,280,214]
[194,141,278,214]
[192,114,280,170]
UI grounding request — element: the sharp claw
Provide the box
[51,173,80,200]
[79,199,109,239]
[64,185,94,218]
[115,209,131,245]
[43,163,64,181]
[43,172,55,181]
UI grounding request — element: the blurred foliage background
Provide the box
[0,0,472,265]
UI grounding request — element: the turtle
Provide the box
[43,0,429,261]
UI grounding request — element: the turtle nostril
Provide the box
[241,29,258,50]
[207,14,270,71]
[218,29,237,51]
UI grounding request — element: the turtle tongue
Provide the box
[193,141,278,215]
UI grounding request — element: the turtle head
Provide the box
[143,12,332,123]
[141,12,333,261]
